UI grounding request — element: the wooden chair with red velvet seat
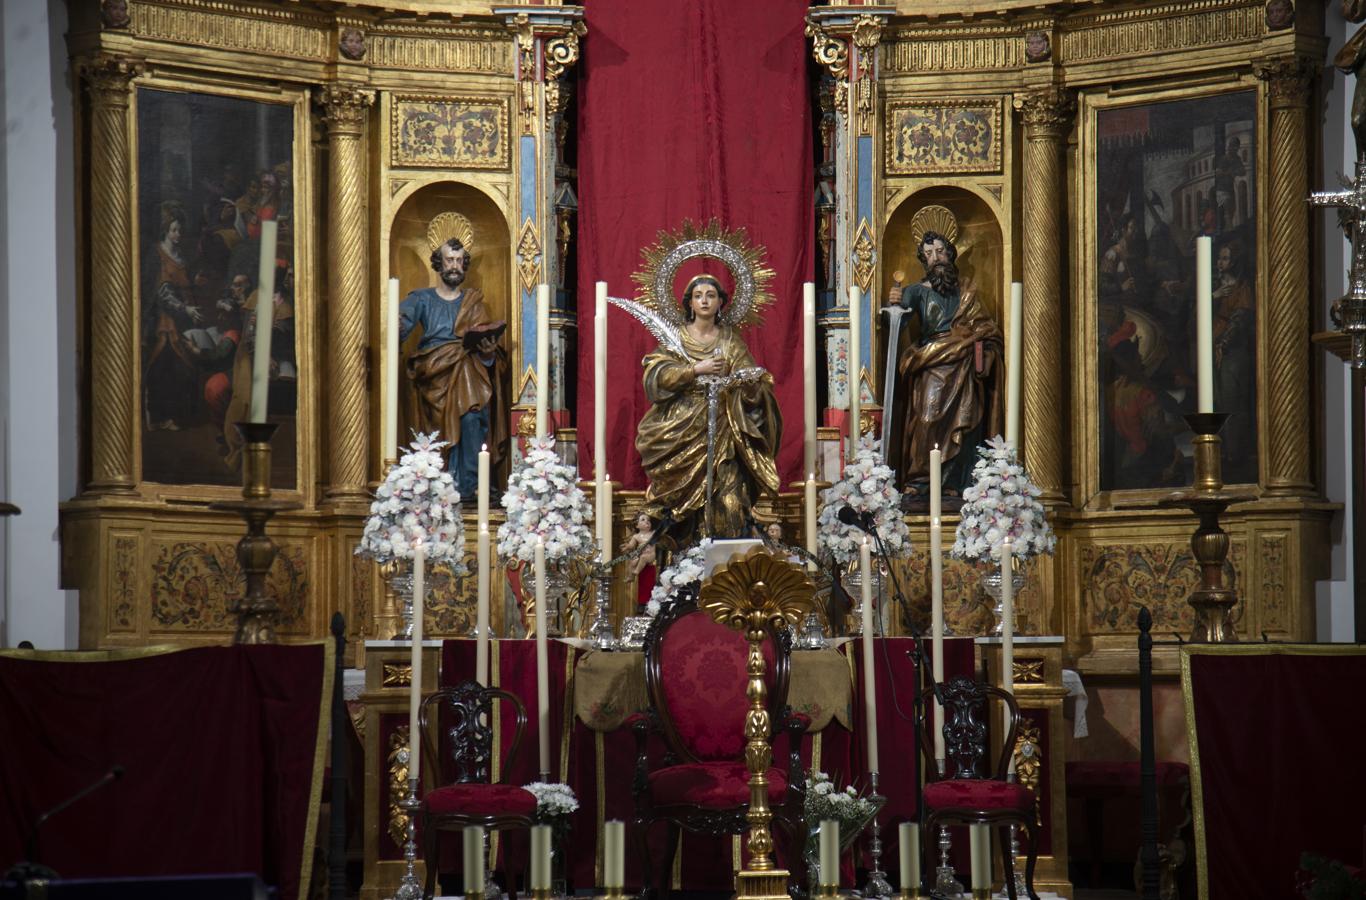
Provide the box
[628,591,809,899]
[918,675,1040,900]
[419,679,536,900]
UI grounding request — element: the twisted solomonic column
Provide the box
[80,55,144,492]
[319,84,375,504]
[1255,56,1316,496]
[1017,85,1075,504]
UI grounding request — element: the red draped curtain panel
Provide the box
[575,0,814,489]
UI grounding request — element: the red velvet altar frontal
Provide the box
[0,644,332,900]
[1182,645,1366,900]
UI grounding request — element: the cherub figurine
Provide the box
[621,511,658,607]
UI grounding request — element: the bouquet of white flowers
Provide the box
[817,436,909,566]
[951,435,1055,563]
[802,770,883,890]
[644,539,712,617]
[356,432,466,568]
[523,781,579,822]
[497,435,596,564]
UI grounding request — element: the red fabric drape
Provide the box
[1187,650,1366,898]
[575,0,814,488]
[0,645,328,900]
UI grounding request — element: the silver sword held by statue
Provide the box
[698,363,768,537]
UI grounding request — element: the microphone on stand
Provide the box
[7,765,125,883]
[837,504,877,533]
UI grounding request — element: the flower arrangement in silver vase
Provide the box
[356,431,467,569]
[496,435,595,565]
[950,435,1055,564]
[802,770,884,892]
[817,436,910,566]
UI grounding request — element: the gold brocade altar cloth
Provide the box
[572,646,853,732]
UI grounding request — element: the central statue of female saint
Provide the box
[636,275,782,541]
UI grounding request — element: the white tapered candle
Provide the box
[534,537,550,776]
[595,282,608,540]
[1001,536,1015,742]
[860,537,878,773]
[249,219,279,424]
[537,283,551,439]
[804,473,819,564]
[848,285,861,446]
[476,525,490,686]
[899,822,920,892]
[804,283,818,475]
[604,820,625,888]
[819,819,840,887]
[530,823,552,890]
[1006,282,1023,448]
[384,277,400,457]
[463,825,484,894]
[1196,236,1213,414]
[930,445,945,761]
[409,546,425,785]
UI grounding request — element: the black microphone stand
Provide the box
[6,765,124,886]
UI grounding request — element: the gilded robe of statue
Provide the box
[892,284,1004,494]
[636,327,782,540]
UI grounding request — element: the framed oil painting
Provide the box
[1094,89,1258,492]
[136,86,299,489]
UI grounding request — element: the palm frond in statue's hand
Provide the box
[697,365,768,390]
[607,296,688,359]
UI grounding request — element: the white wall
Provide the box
[1318,5,1357,642]
[0,0,78,648]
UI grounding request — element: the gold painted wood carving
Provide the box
[1059,2,1262,64]
[516,219,543,294]
[369,26,512,74]
[883,24,1024,73]
[1079,541,1244,634]
[110,534,139,632]
[885,99,1001,175]
[382,663,413,688]
[149,540,307,632]
[131,2,331,61]
[391,96,510,170]
[387,727,410,847]
[1014,657,1045,685]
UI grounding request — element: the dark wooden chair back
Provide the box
[420,679,527,788]
[918,674,1021,781]
[642,591,792,765]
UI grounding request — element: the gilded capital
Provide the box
[544,22,587,83]
[1254,56,1314,107]
[1016,85,1076,137]
[317,83,375,134]
[806,19,849,116]
[78,54,143,103]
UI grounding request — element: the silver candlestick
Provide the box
[864,772,893,897]
[995,826,1027,899]
[392,563,416,640]
[589,570,617,650]
[392,778,422,900]
[934,761,964,897]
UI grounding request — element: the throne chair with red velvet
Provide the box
[628,591,809,898]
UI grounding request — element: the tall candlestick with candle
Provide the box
[1006,282,1022,448]
[804,283,818,475]
[849,285,862,446]
[534,537,550,778]
[409,546,425,787]
[476,445,490,685]
[536,284,551,439]
[1001,536,1015,738]
[384,277,400,458]
[249,219,280,424]
[1196,236,1213,414]
[930,446,945,760]
[860,537,878,774]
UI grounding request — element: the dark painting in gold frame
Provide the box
[1095,90,1257,491]
[136,87,297,488]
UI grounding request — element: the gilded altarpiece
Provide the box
[60,1,528,660]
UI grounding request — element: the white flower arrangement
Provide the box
[804,770,880,824]
[356,432,466,568]
[497,435,595,565]
[645,539,712,617]
[523,781,579,821]
[817,436,910,566]
[951,435,1056,563]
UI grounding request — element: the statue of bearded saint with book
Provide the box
[884,206,1004,505]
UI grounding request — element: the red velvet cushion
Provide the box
[424,783,537,817]
[924,780,1034,812]
[649,762,789,808]
[659,611,775,760]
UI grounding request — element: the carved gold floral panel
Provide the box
[885,99,1001,175]
[109,534,140,632]
[1080,541,1244,633]
[392,96,509,170]
[891,554,1043,637]
[149,539,308,632]
[424,562,476,636]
